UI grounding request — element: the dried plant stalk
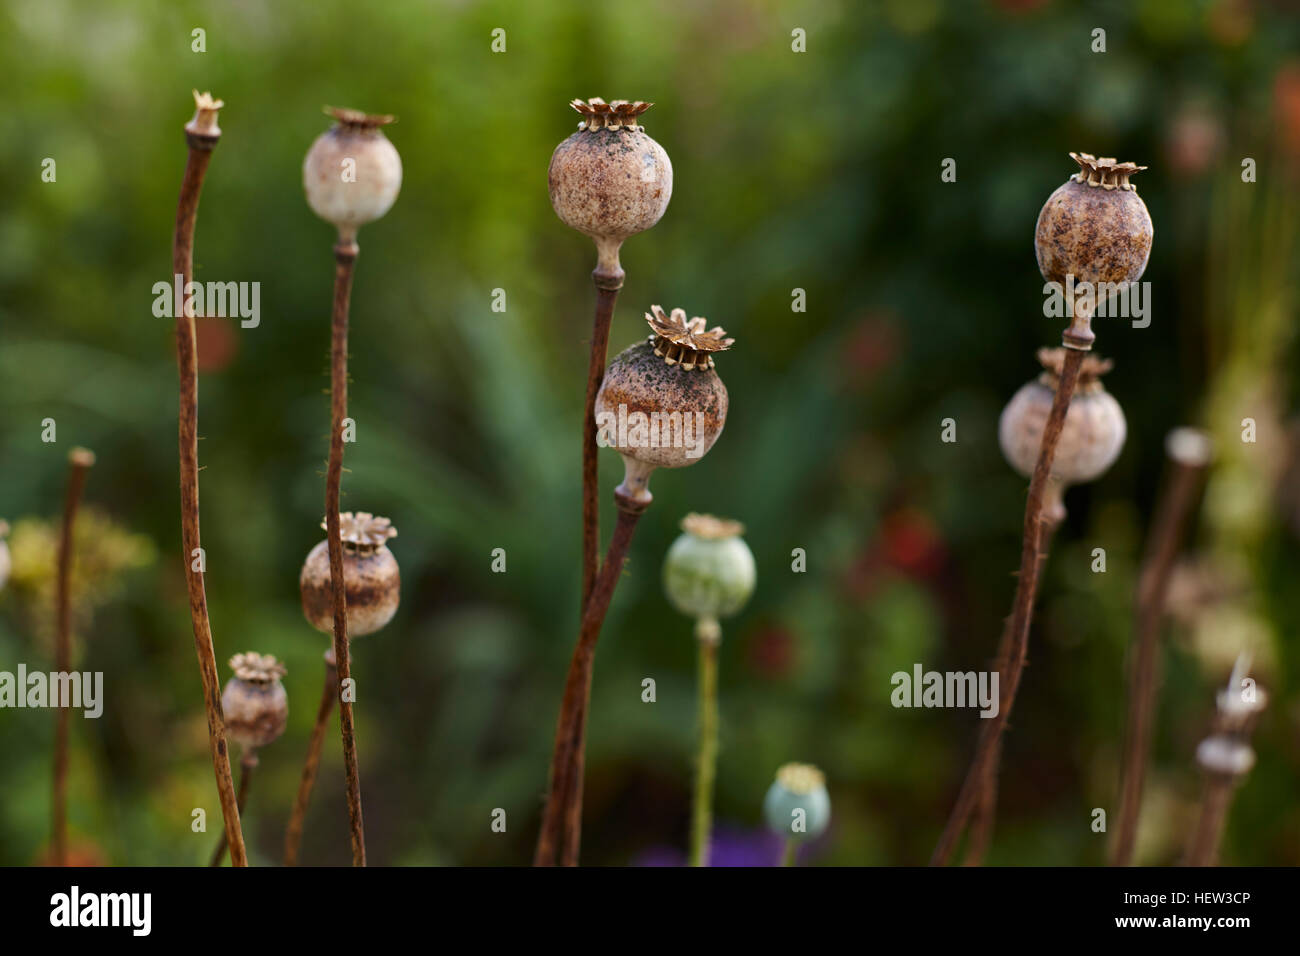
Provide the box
[1113,437,1210,866]
[537,504,645,866]
[325,239,367,866]
[210,752,257,866]
[284,650,339,866]
[173,92,246,867]
[581,280,622,609]
[931,347,1084,866]
[52,448,94,866]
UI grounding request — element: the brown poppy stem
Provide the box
[537,497,646,866]
[931,346,1084,866]
[210,751,257,866]
[1184,775,1235,867]
[580,272,623,610]
[284,649,339,866]
[1113,435,1211,866]
[52,447,94,867]
[173,95,247,868]
[325,236,367,866]
[964,509,1062,866]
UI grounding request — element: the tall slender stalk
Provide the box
[1184,775,1234,867]
[963,510,1061,866]
[172,91,246,867]
[931,346,1084,866]
[690,619,721,867]
[210,751,257,866]
[536,501,646,866]
[52,447,94,866]
[580,276,623,609]
[284,649,339,866]
[1113,432,1211,866]
[325,235,367,866]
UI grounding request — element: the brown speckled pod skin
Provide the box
[999,367,1126,486]
[595,340,728,470]
[549,129,672,273]
[222,678,288,750]
[300,540,400,638]
[1035,180,1152,293]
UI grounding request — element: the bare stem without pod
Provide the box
[52,447,94,866]
[326,238,367,866]
[580,275,623,609]
[536,500,646,866]
[173,91,246,867]
[210,751,257,866]
[1113,430,1212,866]
[931,346,1084,866]
[284,649,339,866]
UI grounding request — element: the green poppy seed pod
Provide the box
[1035,153,1153,348]
[220,652,288,750]
[595,307,732,508]
[999,348,1126,491]
[300,512,400,638]
[548,99,672,280]
[763,763,831,841]
[303,108,402,241]
[663,513,755,626]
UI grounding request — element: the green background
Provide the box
[1,0,1297,865]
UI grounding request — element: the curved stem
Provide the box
[173,102,246,867]
[283,650,339,866]
[931,347,1084,866]
[1113,455,1208,866]
[326,238,366,866]
[210,751,257,866]
[690,620,720,867]
[536,501,646,866]
[580,276,623,610]
[52,448,93,866]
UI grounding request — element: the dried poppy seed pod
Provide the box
[999,348,1126,506]
[300,512,400,637]
[221,653,288,750]
[595,307,732,509]
[303,108,402,242]
[763,763,831,841]
[1035,153,1153,349]
[548,99,673,284]
[663,514,755,633]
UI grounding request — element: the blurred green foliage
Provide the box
[1,0,1297,866]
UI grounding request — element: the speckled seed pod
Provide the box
[999,348,1126,487]
[594,307,732,505]
[1035,153,1153,347]
[300,512,400,638]
[663,514,756,625]
[763,763,831,841]
[221,653,288,750]
[548,99,673,277]
[303,108,402,240]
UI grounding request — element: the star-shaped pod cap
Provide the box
[323,512,398,551]
[1069,152,1147,191]
[571,98,653,131]
[228,652,287,685]
[646,305,734,371]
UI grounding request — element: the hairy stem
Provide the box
[52,448,93,866]
[210,751,257,866]
[536,501,646,866]
[964,510,1062,866]
[690,620,721,867]
[326,237,366,866]
[931,347,1084,866]
[173,99,246,867]
[580,275,623,610]
[1113,453,1208,866]
[283,649,339,866]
